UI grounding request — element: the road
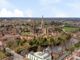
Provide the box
[58,52,70,60]
[5,48,24,60]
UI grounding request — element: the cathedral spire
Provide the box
[41,16,44,28]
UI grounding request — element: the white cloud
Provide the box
[0,0,33,17]
[0,8,13,17]
[14,9,24,17]
[0,8,33,17]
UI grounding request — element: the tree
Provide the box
[0,51,6,60]
[6,40,17,49]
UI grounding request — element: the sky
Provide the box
[0,0,80,17]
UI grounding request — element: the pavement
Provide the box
[5,48,24,60]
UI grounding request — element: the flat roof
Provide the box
[29,52,50,59]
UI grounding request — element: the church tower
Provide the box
[41,16,44,29]
[41,16,48,37]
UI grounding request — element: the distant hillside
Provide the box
[0,17,80,21]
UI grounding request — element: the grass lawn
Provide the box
[21,32,31,35]
[63,26,79,32]
[0,51,6,59]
